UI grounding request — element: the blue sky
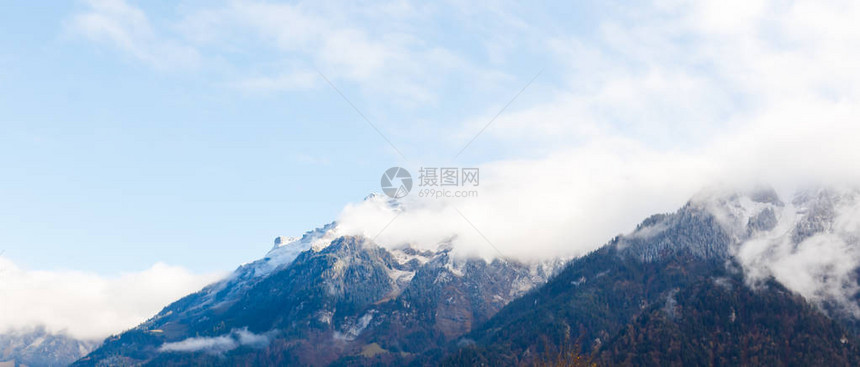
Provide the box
[4,0,860,274]
[0,0,590,274]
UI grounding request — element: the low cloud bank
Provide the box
[0,258,223,340]
[159,328,271,354]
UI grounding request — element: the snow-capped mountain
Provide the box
[74,206,565,365]
[449,186,860,365]
[0,327,99,367]
[72,187,860,365]
[623,186,860,319]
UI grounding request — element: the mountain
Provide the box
[73,208,564,365]
[73,187,860,365]
[443,187,860,365]
[0,327,99,367]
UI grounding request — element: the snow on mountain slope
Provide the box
[73,187,860,366]
[452,186,860,366]
[75,194,566,366]
[608,185,860,325]
[622,186,860,321]
[252,222,339,277]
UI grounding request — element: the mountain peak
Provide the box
[617,186,787,263]
[272,235,301,249]
[362,192,404,211]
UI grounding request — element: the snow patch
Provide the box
[443,258,465,277]
[390,248,432,266]
[387,268,415,285]
[248,222,339,278]
[698,193,774,239]
[333,312,375,341]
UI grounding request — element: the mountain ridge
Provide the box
[0,326,100,367]
[73,187,860,365]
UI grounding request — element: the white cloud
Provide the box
[339,139,713,261]
[736,191,860,315]
[68,0,199,70]
[160,334,237,354]
[67,0,477,104]
[0,257,223,340]
[206,1,467,103]
[159,328,270,354]
[340,0,860,263]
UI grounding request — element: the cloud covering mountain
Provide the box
[337,0,860,263]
